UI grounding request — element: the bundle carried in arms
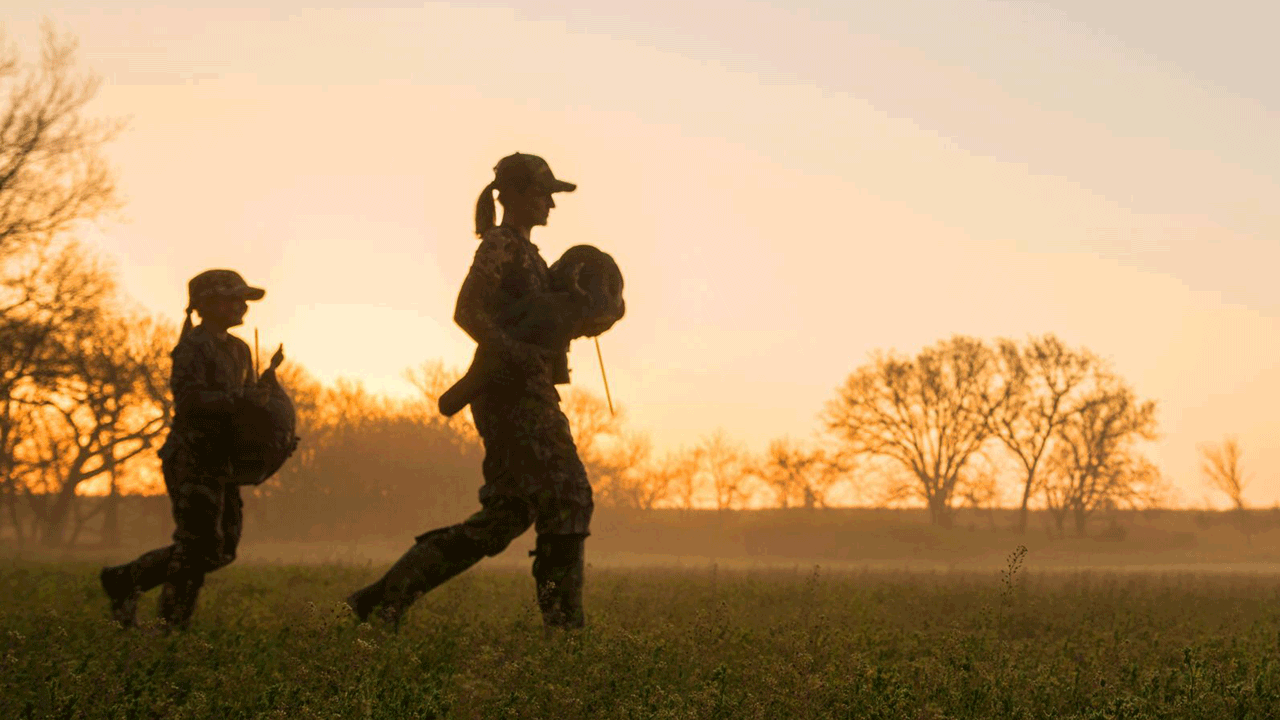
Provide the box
[231,346,300,485]
[439,244,626,416]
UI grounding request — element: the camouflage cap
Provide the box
[493,152,576,195]
[187,269,265,307]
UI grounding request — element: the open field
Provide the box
[3,555,1279,719]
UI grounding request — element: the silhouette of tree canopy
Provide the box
[824,335,1005,526]
[0,23,125,545]
[16,308,171,546]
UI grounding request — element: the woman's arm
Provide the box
[454,230,550,372]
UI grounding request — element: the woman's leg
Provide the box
[346,495,536,627]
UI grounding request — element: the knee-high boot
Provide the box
[100,546,175,628]
[531,534,586,632]
[346,531,485,628]
[157,570,205,631]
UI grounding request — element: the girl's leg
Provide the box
[156,454,230,630]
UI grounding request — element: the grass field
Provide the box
[2,552,1279,719]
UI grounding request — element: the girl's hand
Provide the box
[245,384,273,407]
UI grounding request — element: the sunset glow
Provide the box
[7,1,1278,506]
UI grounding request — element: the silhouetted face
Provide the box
[199,295,250,330]
[501,187,556,228]
[527,190,555,227]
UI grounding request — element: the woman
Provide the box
[347,153,620,631]
[99,269,276,630]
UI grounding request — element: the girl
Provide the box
[100,269,275,629]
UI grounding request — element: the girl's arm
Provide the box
[170,340,245,419]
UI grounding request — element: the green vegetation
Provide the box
[3,555,1278,719]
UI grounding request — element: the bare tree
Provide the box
[1200,436,1252,543]
[824,335,1004,526]
[697,430,752,511]
[619,443,694,510]
[560,387,623,466]
[0,22,123,254]
[669,445,706,510]
[100,315,173,546]
[17,308,170,546]
[955,448,1005,530]
[591,431,665,510]
[404,360,476,441]
[0,22,122,542]
[988,334,1095,534]
[1,242,113,543]
[757,437,814,509]
[1040,370,1158,537]
[756,437,848,509]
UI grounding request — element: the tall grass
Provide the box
[2,559,1277,718]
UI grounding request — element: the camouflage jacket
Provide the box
[159,325,257,459]
[455,225,566,402]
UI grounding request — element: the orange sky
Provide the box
[7,2,1279,507]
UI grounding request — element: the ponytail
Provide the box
[174,306,194,354]
[473,181,497,237]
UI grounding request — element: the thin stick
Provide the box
[594,336,614,415]
[254,328,260,376]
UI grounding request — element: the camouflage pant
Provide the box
[116,446,243,595]
[347,389,593,626]
[405,390,592,557]
[161,447,244,574]
[470,389,592,537]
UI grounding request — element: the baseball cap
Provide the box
[187,269,266,306]
[493,152,576,194]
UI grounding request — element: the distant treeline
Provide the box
[5,496,1280,567]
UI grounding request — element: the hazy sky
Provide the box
[7,1,1278,505]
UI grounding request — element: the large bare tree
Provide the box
[987,334,1095,533]
[17,309,170,546]
[824,335,1003,526]
[0,22,123,542]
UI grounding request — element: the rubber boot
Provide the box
[99,565,141,628]
[99,547,174,628]
[556,537,586,630]
[532,534,586,633]
[344,576,387,622]
[346,534,484,629]
[157,571,204,631]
